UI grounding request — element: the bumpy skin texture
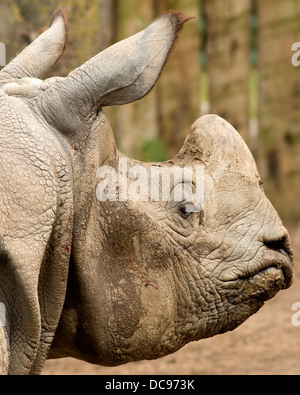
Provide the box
[0,9,293,374]
[0,87,73,374]
[0,326,9,375]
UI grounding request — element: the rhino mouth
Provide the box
[226,249,293,304]
[243,266,289,302]
[247,249,293,291]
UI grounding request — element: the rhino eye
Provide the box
[178,204,193,220]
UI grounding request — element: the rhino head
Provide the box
[0,8,293,374]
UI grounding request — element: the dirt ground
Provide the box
[42,226,300,375]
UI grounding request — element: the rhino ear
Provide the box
[94,11,189,107]
[1,7,68,80]
[43,11,189,124]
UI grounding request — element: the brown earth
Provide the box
[42,226,300,375]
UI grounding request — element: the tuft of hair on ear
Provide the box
[161,10,197,68]
[49,7,69,55]
[168,10,196,32]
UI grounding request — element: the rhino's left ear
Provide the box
[1,7,68,81]
[96,11,190,107]
[42,11,190,127]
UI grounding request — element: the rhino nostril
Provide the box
[264,238,285,251]
[263,235,292,260]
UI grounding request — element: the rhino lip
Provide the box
[242,249,294,291]
[225,248,293,305]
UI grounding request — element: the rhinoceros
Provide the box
[0,8,293,375]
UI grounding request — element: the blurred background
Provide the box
[0,0,300,226]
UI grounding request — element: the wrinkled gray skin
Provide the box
[0,8,294,375]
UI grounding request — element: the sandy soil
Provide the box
[42,226,300,375]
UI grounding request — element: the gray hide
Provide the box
[0,8,293,374]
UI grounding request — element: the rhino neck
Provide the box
[49,112,118,360]
[71,111,117,239]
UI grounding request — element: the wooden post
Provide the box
[205,0,251,144]
[109,0,159,160]
[258,0,300,223]
[154,0,201,158]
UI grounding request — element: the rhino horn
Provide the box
[177,115,256,173]
[1,7,68,80]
